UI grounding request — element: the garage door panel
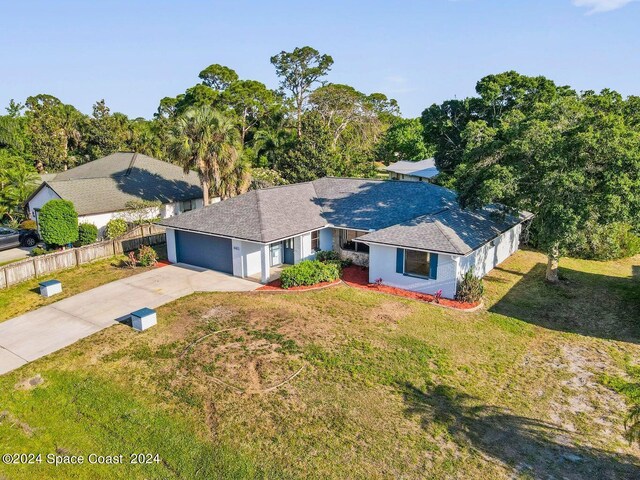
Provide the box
[175,231,233,273]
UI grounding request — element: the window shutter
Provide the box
[429,253,438,279]
[396,248,404,274]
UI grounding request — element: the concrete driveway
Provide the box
[0,246,34,265]
[0,263,257,374]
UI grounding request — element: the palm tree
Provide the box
[0,152,39,222]
[219,151,251,199]
[253,126,293,171]
[169,107,243,205]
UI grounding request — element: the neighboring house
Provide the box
[386,158,439,182]
[26,152,204,235]
[159,177,532,299]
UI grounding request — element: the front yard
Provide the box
[0,245,167,323]
[0,249,638,478]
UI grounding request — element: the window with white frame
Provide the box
[311,230,320,251]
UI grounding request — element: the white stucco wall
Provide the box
[78,212,119,235]
[30,192,204,237]
[28,185,61,218]
[294,232,315,263]
[458,224,522,279]
[166,228,177,263]
[231,232,321,280]
[242,240,263,277]
[232,239,263,278]
[163,198,204,218]
[368,244,459,299]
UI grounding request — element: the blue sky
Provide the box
[0,0,638,118]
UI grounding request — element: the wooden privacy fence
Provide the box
[0,229,166,289]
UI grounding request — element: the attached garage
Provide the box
[175,230,233,274]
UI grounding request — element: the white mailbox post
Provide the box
[131,307,157,331]
[39,280,62,298]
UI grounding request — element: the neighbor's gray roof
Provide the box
[385,158,439,179]
[31,152,202,216]
[160,177,532,252]
[356,205,533,255]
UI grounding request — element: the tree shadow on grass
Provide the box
[399,382,640,479]
[490,263,640,343]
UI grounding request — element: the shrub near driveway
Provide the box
[280,260,340,288]
[75,223,98,246]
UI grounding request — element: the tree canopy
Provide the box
[423,72,640,281]
[0,46,405,225]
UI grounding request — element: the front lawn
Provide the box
[0,244,167,323]
[0,249,638,479]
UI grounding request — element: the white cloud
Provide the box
[572,0,635,14]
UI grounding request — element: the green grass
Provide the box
[0,258,26,268]
[0,244,167,323]
[0,371,264,479]
[0,249,638,479]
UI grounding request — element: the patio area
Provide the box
[247,263,289,283]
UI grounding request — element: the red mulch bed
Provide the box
[341,265,479,310]
[156,260,172,267]
[257,278,341,291]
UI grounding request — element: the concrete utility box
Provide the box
[39,280,62,298]
[131,307,157,331]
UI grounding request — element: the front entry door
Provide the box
[283,239,295,264]
[270,242,282,267]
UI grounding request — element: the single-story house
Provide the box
[386,158,439,182]
[159,177,532,299]
[26,152,204,235]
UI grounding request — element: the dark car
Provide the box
[0,227,40,251]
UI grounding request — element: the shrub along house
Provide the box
[160,178,532,299]
[25,152,204,236]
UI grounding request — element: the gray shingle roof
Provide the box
[356,205,533,255]
[385,158,439,179]
[311,177,456,230]
[36,152,202,215]
[159,182,326,243]
[159,177,532,254]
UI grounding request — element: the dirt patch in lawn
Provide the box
[14,374,44,391]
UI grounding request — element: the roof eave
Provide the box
[354,237,466,256]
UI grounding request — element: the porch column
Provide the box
[260,244,270,283]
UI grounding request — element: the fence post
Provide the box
[75,247,82,266]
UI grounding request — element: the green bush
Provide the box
[19,219,37,230]
[315,250,352,270]
[38,199,78,247]
[456,268,484,303]
[572,222,640,260]
[315,250,340,262]
[137,245,158,267]
[280,260,340,289]
[31,246,49,256]
[76,223,98,246]
[105,218,128,239]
